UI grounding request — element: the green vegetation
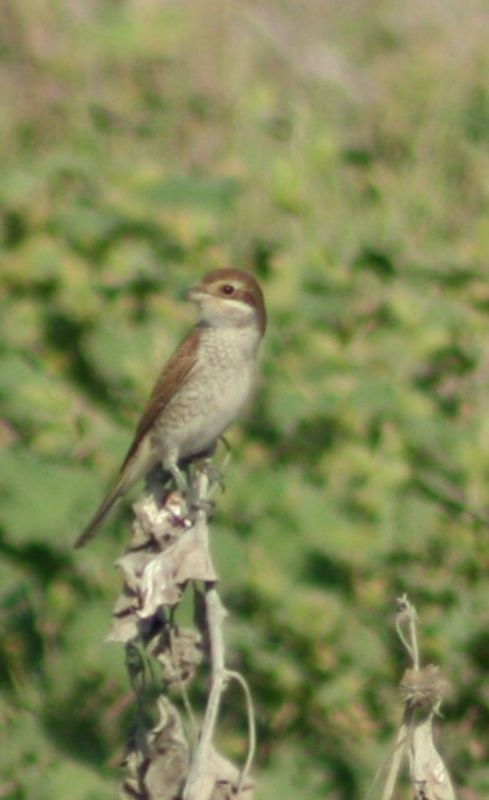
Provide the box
[1,1,489,797]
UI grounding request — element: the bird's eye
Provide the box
[221,284,235,296]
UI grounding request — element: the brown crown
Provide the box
[197,268,267,334]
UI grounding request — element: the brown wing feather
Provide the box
[119,328,200,471]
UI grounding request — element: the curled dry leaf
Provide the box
[157,627,203,686]
[209,747,254,800]
[121,697,189,800]
[139,521,217,617]
[185,747,254,800]
[107,588,140,643]
[108,484,216,640]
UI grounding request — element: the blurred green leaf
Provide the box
[1,2,488,797]
[143,175,241,211]
[0,450,97,545]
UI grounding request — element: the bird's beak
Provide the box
[186,284,206,303]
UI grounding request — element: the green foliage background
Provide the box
[1,1,489,797]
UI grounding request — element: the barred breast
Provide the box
[153,324,259,460]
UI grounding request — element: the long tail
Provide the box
[74,480,126,549]
[74,440,215,549]
[74,439,155,549]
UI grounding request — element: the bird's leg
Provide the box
[200,436,231,492]
[199,459,225,492]
[219,435,231,455]
[189,480,216,516]
[168,462,190,495]
[159,447,187,494]
[188,439,231,514]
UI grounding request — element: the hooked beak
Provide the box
[186,284,206,303]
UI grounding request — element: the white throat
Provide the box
[198,296,259,333]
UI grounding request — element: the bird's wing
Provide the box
[119,328,200,471]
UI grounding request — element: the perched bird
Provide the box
[74,268,266,548]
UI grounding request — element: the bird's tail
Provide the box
[74,440,156,549]
[74,439,214,549]
[74,479,126,549]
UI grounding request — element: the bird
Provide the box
[74,268,267,548]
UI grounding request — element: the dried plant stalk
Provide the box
[368,595,457,800]
[109,464,255,800]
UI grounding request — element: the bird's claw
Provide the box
[190,498,216,515]
[199,461,225,492]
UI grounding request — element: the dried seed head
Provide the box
[400,665,448,711]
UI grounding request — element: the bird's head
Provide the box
[187,268,267,336]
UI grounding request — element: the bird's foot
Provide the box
[198,460,225,493]
[169,464,190,496]
[189,497,216,516]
